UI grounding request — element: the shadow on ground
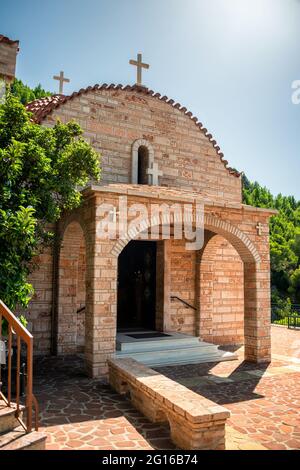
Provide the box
[154,356,270,405]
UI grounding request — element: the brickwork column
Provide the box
[85,237,117,377]
[156,240,171,331]
[244,261,271,362]
[83,193,119,377]
[196,256,214,341]
[196,232,217,340]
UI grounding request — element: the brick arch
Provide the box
[204,214,261,264]
[197,234,244,346]
[131,138,154,184]
[110,213,161,257]
[196,226,270,363]
[110,212,261,265]
[57,212,90,249]
[109,211,269,363]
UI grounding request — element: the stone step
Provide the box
[146,351,237,367]
[0,401,24,434]
[0,426,47,450]
[116,344,221,358]
[116,345,237,367]
[117,335,208,352]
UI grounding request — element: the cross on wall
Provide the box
[109,208,120,223]
[256,222,264,236]
[147,162,163,186]
[53,70,70,94]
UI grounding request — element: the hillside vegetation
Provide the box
[243,175,300,317]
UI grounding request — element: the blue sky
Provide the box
[1,0,300,198]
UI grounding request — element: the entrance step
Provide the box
[117,332,202,352]
[115,332,237,367]
[0,401,24,434]
[0,426,47,450]
[0,400,47,451]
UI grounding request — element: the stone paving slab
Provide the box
[34,356,175,450]
[271,326,300,358]
[33,326,300,450]
[226,426,267,450]
[155,327,300,450]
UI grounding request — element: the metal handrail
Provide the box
[170,296,197,311]
[0,299,38,433]
[76,306,85,314]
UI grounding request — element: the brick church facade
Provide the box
[24,84,276,377]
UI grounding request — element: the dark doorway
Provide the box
[117,240,157,330]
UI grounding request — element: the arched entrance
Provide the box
[57,221,86,354]
[111,212,270,364]
[195,215,269,363]
[198,233,244,346]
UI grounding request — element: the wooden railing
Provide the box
[0,299,38,433]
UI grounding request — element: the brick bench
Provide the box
[108,357,230,450]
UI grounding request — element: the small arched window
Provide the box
[137,146,149,184]
[132,139,154,184]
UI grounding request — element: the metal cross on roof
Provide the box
[53,70,70,94]
[129,53,149,86]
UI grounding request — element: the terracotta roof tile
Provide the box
[26,95,66,122]
[26,84,241,178]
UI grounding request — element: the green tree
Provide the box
[0,93,100,310]
[288,267,300,303]
[242,174,300,305]
[10,78,51,105]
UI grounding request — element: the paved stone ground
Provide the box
[271,324,300,358]
[34,358,174,450]
[33,326,300,450]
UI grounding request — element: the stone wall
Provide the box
[76,239,86,352]
[0,39,18,82]
[201,235,244,345]
[57,221,86,354]
[22,186,272,377]
[167,235,244,344]
[42,87,242,204]
[169,239,196,335]
[20,247,53,354]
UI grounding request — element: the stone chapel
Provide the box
[18,53,275,377]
